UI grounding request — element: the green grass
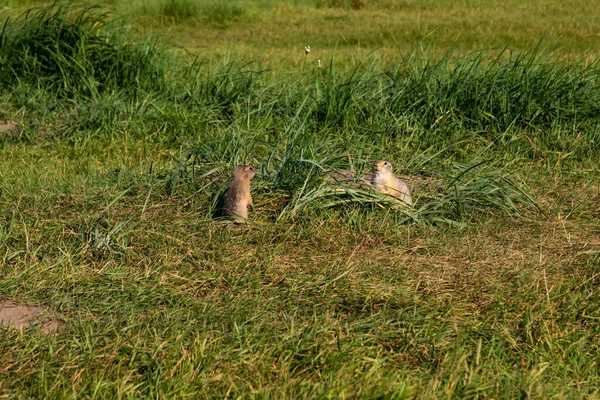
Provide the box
[1,3,600,398]
[3,0,600,65]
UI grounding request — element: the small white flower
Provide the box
[304,45,311,55]
[317,59,322,68]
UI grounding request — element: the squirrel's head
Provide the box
[234,165,256,181]
[372,159,393,175]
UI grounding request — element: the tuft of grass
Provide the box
[273,157,541,226]
[159,0,199,21]
[141,0,247,25]
[200,1,246,25]
[0,3,167,98]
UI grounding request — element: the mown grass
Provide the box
[0,3,599,398]
[126,0,600,67]
[2,0,600,66]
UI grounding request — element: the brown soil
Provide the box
[0,123,21,136]
[0,301,59,334]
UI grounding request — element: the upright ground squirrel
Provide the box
[223,165,256,221]
[370,159,413,205]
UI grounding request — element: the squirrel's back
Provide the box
[223,165,256,220]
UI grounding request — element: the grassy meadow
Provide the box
[0,1,600,398]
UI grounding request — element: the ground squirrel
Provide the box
[370,159,413,205]
[223,165,256,221]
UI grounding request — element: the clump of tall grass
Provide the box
[383,47,600,133]
[274,157,541,226]
[2,4,600,162]
[159,0,199,22]
[200,1,246,24]
[0,3,167,98]
[142,0,247,25]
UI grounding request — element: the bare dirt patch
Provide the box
[0,301,59,334]
[0,123,21,137]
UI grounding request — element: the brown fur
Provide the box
[370,159,413,205]
[223,165,256,221]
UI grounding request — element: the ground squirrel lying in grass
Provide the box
[370,159,413,205]
[223,165,256,222]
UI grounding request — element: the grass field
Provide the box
[0,1,599,398]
